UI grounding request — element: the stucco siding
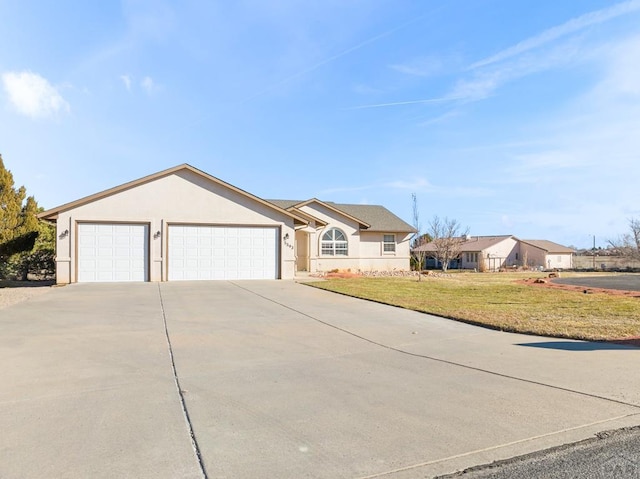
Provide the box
[300,203,362,272]
[359,232,412,271]
[54,171,295,283]
[520,244,548,269]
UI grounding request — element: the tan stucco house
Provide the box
[38,164,414,284]
[415,235,575,271]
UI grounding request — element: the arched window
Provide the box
[321,228,348,256]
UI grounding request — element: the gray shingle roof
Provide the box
[414,235,514,252]
[328,203,414,232]
[521,240,575,253]
[267,199,302,209]
[266,199,415,233]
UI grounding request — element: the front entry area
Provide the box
[295,230,310,272]
[167,225,279,280]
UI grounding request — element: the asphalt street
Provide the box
[438,426,640,478]
[553,274,640,292]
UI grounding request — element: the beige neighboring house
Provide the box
[38,164,414,284]
[415,235,575,271]
[519,239,575,270]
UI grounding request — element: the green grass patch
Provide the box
[308,273,640,341]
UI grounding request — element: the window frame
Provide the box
[382,234,396,254]
[320,228,348,256]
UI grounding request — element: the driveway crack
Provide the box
[158,284,208,479]
[231,282,640,411]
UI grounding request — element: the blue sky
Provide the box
[2,1,639,249]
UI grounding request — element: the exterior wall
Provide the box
[300,203,361,272]
[485,238,520,270]
[519,244,573,269]
[54,170,296,283]
[459,238,520,270]
[545,252,573,269]
[519,244,548,269]
[298,203,412,272]
[359,232,412,271]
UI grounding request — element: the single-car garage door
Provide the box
[77,223,149,282]
[168,225,278,280]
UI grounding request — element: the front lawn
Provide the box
[308,273,640,341]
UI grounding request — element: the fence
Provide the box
[573,255,640,271]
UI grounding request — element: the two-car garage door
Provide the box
[168,225,278,280]
[77,223,279,282]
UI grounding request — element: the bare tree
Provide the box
[608,218,640,260]
[428,215,469,272]
[411,194,429,280]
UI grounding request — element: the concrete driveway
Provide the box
[1,281,639,478]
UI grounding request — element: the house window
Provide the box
[383,234,396,253]
[321,228,348,256]
[465,252,478,263]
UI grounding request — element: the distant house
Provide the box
[519,240,575,270]
[414,235,575,271]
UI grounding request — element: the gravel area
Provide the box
[0,281,55,310]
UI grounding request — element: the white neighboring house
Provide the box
[414,235,575,271]
[38,164,414,284]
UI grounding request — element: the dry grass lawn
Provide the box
[308,272,640,341]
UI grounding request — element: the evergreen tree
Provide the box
[0,154,55,280]
[0,154,27,245]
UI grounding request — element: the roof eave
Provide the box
[293,198,371,228]
[36,163,308,226]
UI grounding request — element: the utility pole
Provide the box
[593,235,596,270]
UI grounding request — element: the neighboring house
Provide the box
[414,235,575,271]
[38,164,414,284]
[519,239,575,270]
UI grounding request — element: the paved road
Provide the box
[1,281,640,478]
[438,426,640,478]
[553,273,640,292]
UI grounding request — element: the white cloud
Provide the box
[1,71,70,118]
[141,76,157,94]
[389,56,444,77]
[120,74,132,91]
[470,0,640,70]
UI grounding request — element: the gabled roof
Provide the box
[414,235,515,252]
[521,240,575,253]
[292,199,371,228]
[267,199,415,233]
[38,164,308,225]
[327,203,414,233]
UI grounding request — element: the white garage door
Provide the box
[77,224,149,282]
[168,225,278,280]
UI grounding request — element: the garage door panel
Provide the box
[78,224,148,283]
[168,225,278,281]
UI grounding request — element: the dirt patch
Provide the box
[517,278,640,298]
[0,280,55,310]
[324,271,363,279]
